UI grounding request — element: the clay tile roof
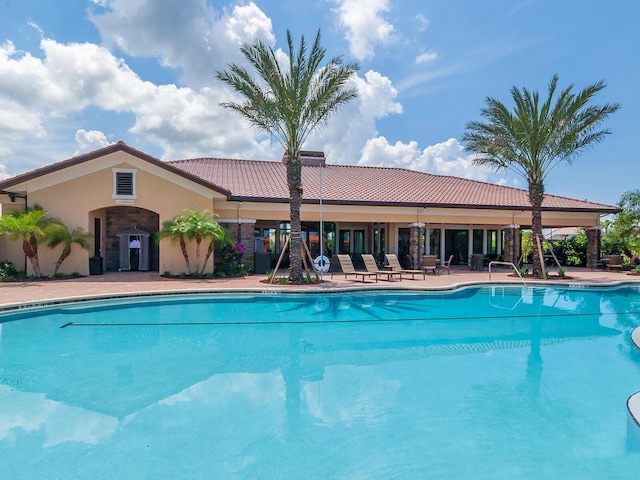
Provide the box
[168,158,620,213]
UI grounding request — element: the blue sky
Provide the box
[0,0,637,206]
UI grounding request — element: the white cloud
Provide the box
[415,14,430,32]
[90,0,274,88]
[306,69,403,164]
[330,0,397,61]
[416,51,438,64]
[357,136,508,184]
[415,138,496,180]
[0,31,277,167]
[0,0,418,180]
[359,136,419,167]
[74,130,112,155]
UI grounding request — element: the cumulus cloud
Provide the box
[359,136,419,167]
[74,130,112,155]
[0,32,276,167]
[415,138,498,181]
[305,69,403,163]
[90,0,274,88]
[358,136,508,184]
[0,0,449,186]
[330,0,397,61]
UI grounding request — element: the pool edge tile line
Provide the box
[1,279,640,314]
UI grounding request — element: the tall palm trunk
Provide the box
[23,237,42,277]
[529,181,545,275]
[194,234,202,274]
[179,237,192,274]
[50,246,71,278]
[201,242,214,275]
[288,156,303,283]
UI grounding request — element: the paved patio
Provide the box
[1,265,638,311]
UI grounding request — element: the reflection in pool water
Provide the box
[2,286,640,479]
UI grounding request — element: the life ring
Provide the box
[313,255,331,273]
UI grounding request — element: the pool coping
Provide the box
[1,277,638,314]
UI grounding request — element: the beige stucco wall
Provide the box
[0,151,226,276]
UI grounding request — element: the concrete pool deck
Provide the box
[1,265,639,310]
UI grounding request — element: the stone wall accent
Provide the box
[586,226,601,269]
[502,225,521,264]
[105,206,159,272]
[219,221,256,272]
[409,222,424,269]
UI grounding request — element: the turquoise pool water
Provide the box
[2,285,640,479]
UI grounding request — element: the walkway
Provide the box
[1,266,638,310]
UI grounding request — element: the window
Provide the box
[353,230,364,253]
[339,230,350,254]
[487,230,498,254]
[113,169,137,198]
[473,229,483,254]
[278,221,290,253]
[429,228,440,258]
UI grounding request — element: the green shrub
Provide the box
[550,235,587,267]
[0,260,18,278]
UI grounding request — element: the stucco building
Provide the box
[0,142,620,276]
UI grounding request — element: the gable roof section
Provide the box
[169,157,620,213]
[0,141,231,197]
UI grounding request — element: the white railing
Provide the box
[488,261,528,288]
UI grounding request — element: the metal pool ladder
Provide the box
[488,261,528,288]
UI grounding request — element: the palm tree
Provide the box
[202,225,234,275]
[216,29,359,283]
[180,209,226,275]
[0,205,54,277]
[461,75,620,274]
[156,210,227,275]
[46,224,92,278]
[157,214,192,274]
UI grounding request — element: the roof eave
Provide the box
[0,141,232,199]
[228,196,621,214]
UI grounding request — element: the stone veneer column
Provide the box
[502,224,521,265]
[220,220,256,272]
[409,223,424,269]
[586,226,601,269]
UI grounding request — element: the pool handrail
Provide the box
[488,261,528,288]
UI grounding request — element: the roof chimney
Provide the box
[282,150,326,166]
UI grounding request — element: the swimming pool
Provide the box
[2,285,640,479]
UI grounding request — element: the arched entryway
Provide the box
[104,206,159,272]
